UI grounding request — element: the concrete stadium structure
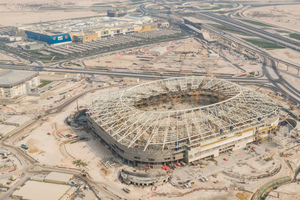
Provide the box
[87,77,279,167]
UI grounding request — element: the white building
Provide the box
[0,69,40,98]
[44,172,74,184]
[12,181,76,200]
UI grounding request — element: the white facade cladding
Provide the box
[87,76,279,166]
[0,69,40,98]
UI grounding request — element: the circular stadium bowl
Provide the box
[87,76,279,165]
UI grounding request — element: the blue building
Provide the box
[25,30,72,45]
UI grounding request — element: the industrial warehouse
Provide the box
[18,15,160,45]
[87,76,280,167]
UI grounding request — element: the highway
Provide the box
[196,11,300,51]
[0,63,269,84]
[0,45,44,67]
[200,23,300,71]
[139,4,146,15]
[182,23,300,104]
[0,4,297,200]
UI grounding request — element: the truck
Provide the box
[21,144,28,150]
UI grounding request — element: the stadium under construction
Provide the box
[87,76,279,167]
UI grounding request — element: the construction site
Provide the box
[86,76,279,166]
[0,32,297,199]
[81,38,251,76]
[0,35,297,199]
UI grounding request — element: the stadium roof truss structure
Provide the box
[87,76,278,151]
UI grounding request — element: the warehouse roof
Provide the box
[3,115,31,126]
[0,124,16,136]
[59,187,77,200]
[0,69,38,87]
[12,181,75,200]
[44,172,74,184]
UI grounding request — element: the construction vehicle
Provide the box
[264,155,273,161]
[21,144,28,150]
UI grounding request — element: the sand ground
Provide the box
[0,0,127,25]
[244,4,300,32]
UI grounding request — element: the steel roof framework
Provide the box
[87,77,278,150]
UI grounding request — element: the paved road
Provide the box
[182,19,300,104]
[0,87,132,200]
[262,58,300,104]
[0,63,270,85]
[0,46,44,67]
[196,11,300,51]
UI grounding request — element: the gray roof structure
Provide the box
[0,124,16,136]
[0,69,38,87]
[3,115,31,126]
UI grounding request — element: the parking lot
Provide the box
[45,29,183,57]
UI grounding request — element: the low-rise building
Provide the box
[17,42,44,50]
[158,21,169,28]
[107,9,127,17]
[0,69,40,99]
[12,181,76,200]
[0,124,16,136]
[137,24,158,33]
[73,33,98,43]
[44,172,74,184]
[0,35,22,42]
[3,115,31,127]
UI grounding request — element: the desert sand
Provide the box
[244,4,300,32]
[0,0,127,26]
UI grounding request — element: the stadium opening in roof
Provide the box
[87,76,279,167]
